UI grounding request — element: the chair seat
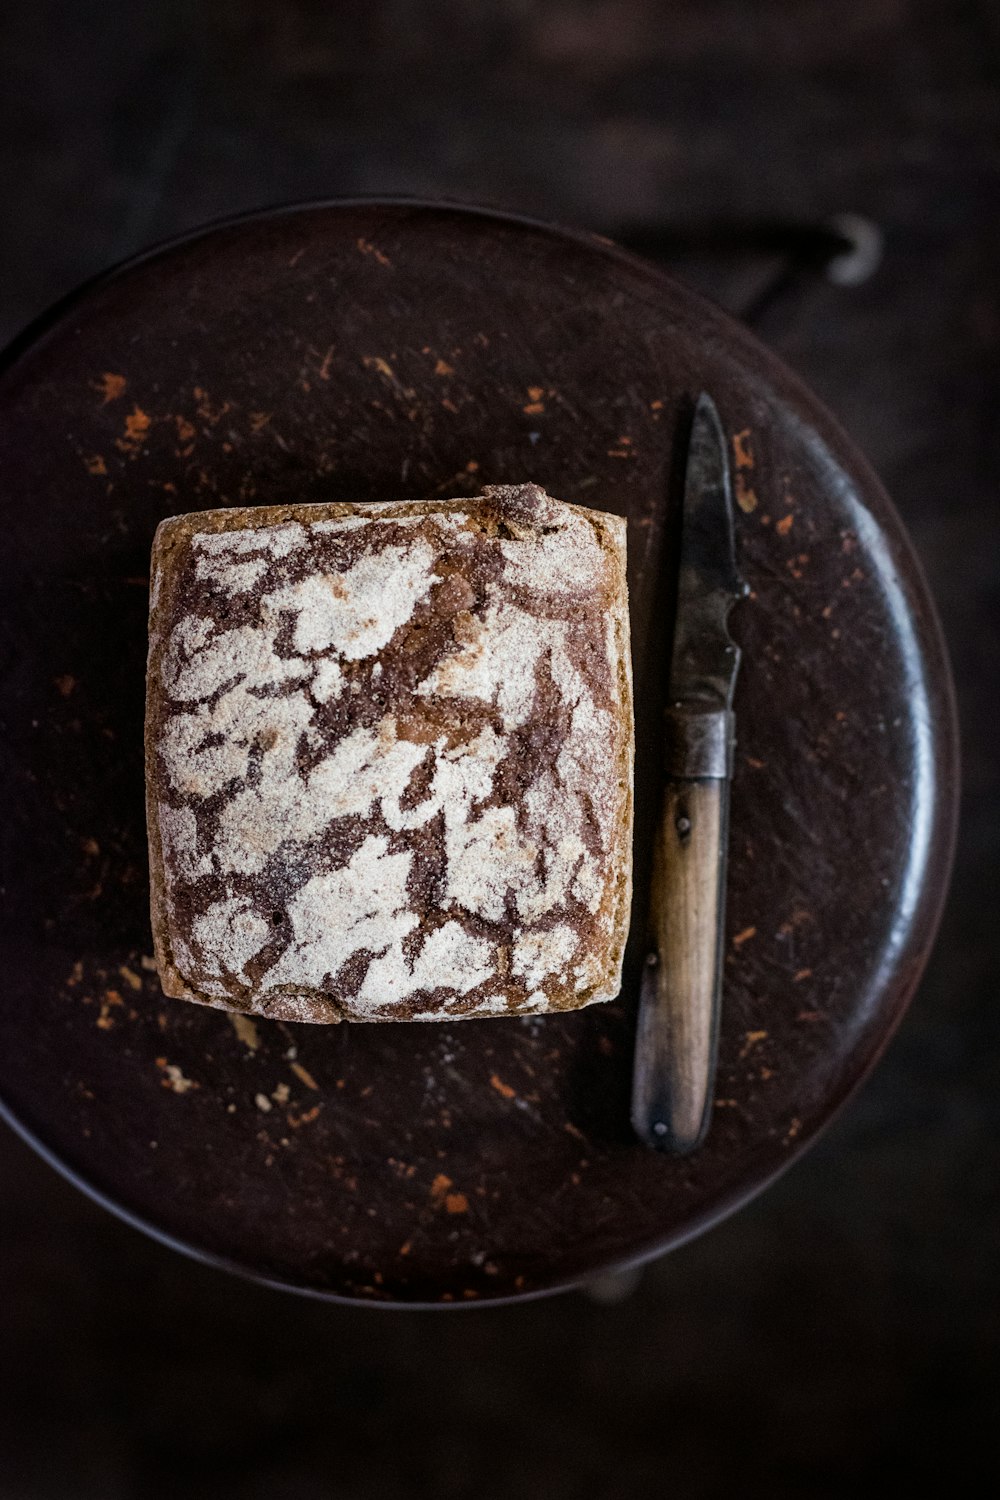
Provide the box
[0,201,957,1305]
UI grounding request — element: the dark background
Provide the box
[1,2,998,1494]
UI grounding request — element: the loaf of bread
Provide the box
[146,484,633,1023]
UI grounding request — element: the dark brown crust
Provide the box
[145,488,633,1023]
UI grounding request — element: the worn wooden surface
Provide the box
[0,0,998,1494]
[0,200,957,1304]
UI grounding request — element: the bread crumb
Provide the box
[290,1062,319,1091]
[229,1013,261,1051]
[156,1059,198,1093]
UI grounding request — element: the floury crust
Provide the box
[145,485,634,1023]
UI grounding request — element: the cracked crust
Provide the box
[145,485,633,1023]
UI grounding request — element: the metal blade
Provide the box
[669,393,746,710]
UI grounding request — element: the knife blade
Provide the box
[631,392,747,1154]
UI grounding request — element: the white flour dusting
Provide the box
[151,492,630,1017]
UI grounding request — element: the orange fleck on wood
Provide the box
[364,355,395,380]
[523,401,545,415]
[115,405,151,452]
[118,965,142,992]
[650,399,664,411]
[94,373,127,404]
[125,407,150,441]
[732,428,754,469]
[249,410,271,433]
[192,387,230,424]
[607,447,632,458]
[745,756,766,770]
[288,1105,321,1127]
[793,968,814,983]
[527,386,545,401]
[735,473,758,512]
[399,1240,412,1257]
[739,1029,768,1059]
[490,1073,516,1099]
[290,1062,319,1091]
[759,1066,775,1081]
[434,358,454,376]
[445,1193,469,1215]
[357,237,391,266]
[564,1121,584,1140]
[465,460,479,472]
[54,674,76,697]
[317,345,334,381]
[442,398,459,413]
[784,1117,802,1142]
[430,1173,453,1202]
[732,926,757,948]
[776,514,794,536]
[84,454,107,476]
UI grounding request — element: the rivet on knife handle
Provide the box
[631,393,746,1154]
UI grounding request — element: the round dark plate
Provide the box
[0,201,958,1305]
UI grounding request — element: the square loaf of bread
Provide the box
[146,484,633,1023]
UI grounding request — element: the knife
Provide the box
[631,392,747,1154]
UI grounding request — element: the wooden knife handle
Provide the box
[631,774,730,1153]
